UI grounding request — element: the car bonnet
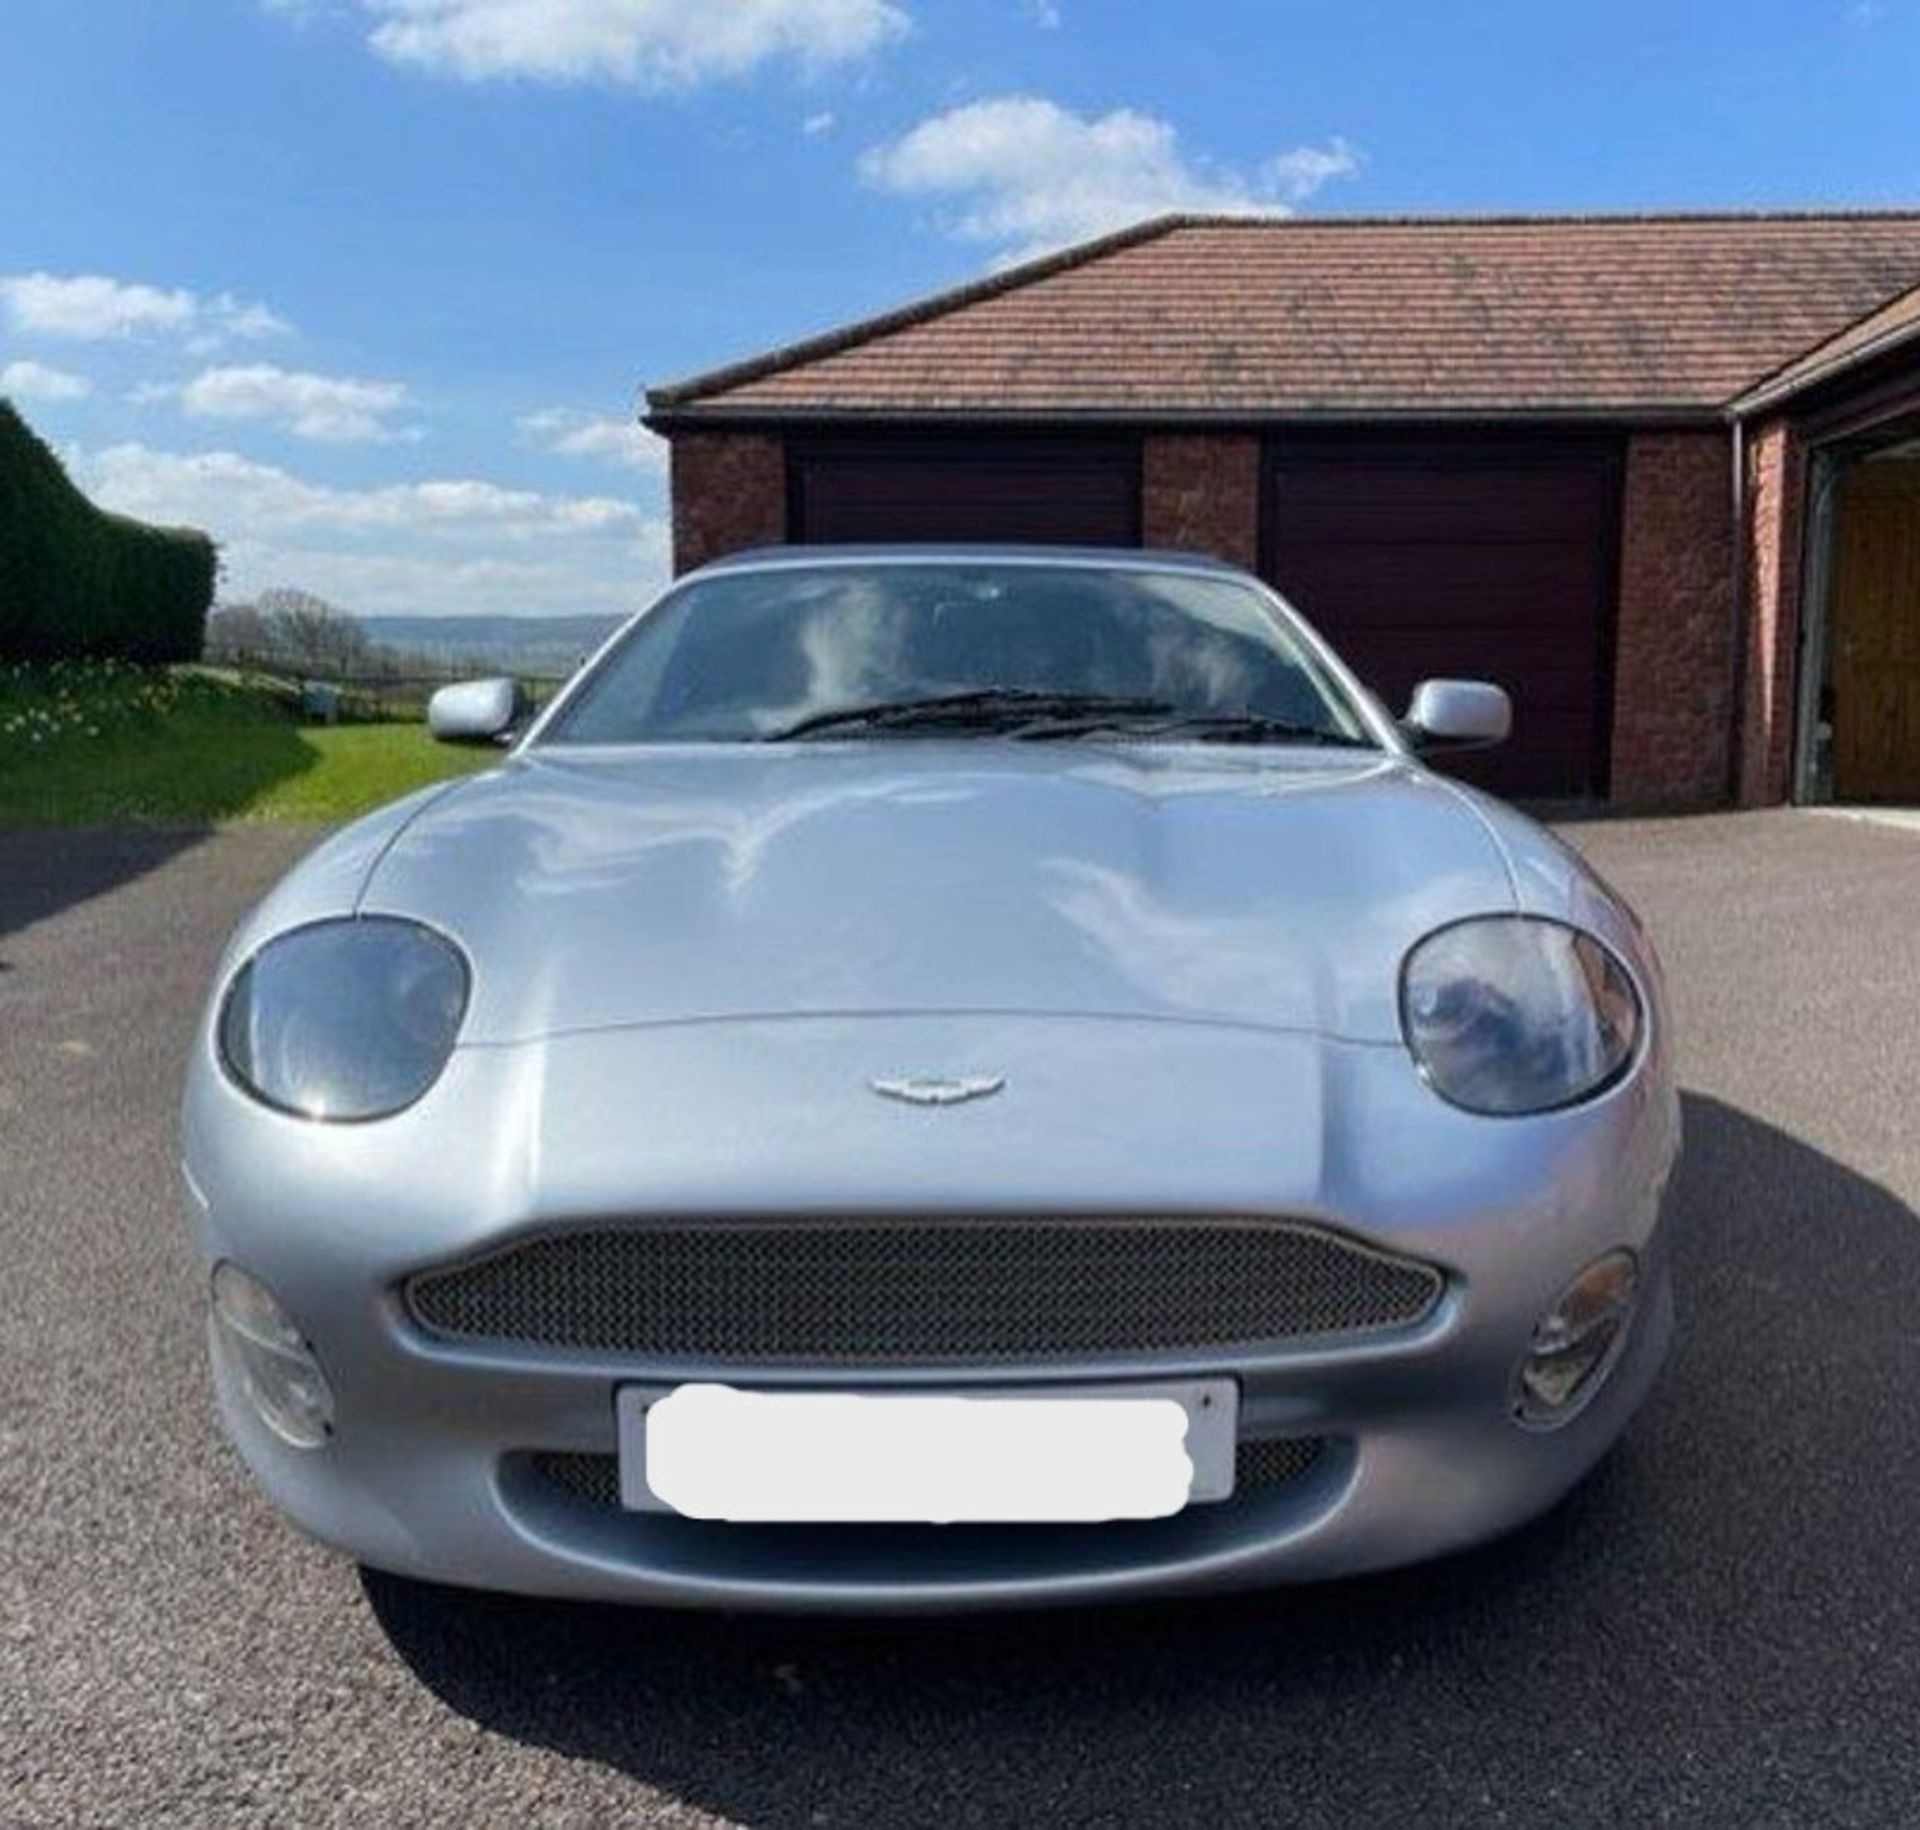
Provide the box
[342,742,1532,1047]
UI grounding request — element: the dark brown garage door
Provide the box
[1264,441,1621,798]
[790,435,1141,547]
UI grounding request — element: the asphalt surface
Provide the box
[6,810,1920,1827]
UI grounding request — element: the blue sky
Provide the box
[2,0,1915,619]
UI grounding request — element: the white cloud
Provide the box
[194,296,293,347]
[71,442,667,618]
[1028,0,1062,26]
[78,443,644,536]
[802,109,837,136]
[173,363,415,443]
[222,543,668,621]
[1264,138,1361,204]
[861,96,1360,264]
[307,0,909,88]
[1,359,93,402]
[1,274,194,340]
[0,272,289,344]
[518,406,667,475]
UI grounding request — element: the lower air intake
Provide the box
[529,1436,1330,1513]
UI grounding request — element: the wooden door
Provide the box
[1832,459,1920,802]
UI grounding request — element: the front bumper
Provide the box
[182,1012,1679,1613]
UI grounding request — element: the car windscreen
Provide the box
[538,562,1374,746]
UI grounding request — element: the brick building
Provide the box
[646,213,1920,807]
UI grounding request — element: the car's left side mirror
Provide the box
[1402,679,1512,752]
[428,677,521,745]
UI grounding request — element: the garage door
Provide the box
[790,436,1141,547]
[1263,442,1621,798]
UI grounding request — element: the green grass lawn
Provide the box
[0,659,494,823]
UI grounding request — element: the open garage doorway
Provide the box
[1797,429,1920,803]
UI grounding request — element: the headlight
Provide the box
[218,916,469,1121]
[1400,916,1641,1116]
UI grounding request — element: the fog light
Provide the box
[1514,1250,1638,1428]
[211,1262,334,1448]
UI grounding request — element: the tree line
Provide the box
[207,589,467,683]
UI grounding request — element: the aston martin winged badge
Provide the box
[867,1074,1007,1107]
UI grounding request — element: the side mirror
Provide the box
[1403,679,1512,752]
[428,677,521,745]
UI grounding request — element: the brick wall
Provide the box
[1140,433,1261,569]
[669,430,786,573]
[1738,419,1805,806]
[1609,431,1737,806]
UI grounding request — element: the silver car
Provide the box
[183,545,1679,1612]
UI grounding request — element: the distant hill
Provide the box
[358,613,625,673]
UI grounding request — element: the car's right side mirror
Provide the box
[1402,679,1512,752]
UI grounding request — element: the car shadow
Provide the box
[364,1091,1920,1824]
[0,824,212,953]
[0,692,330,952]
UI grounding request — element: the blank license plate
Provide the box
[616,1379,1238,1523]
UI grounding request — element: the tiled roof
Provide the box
[649,213,1920,422]
[1730,278,1920,414]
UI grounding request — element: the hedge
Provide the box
[0,398,215,662]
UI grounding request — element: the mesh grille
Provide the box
[408,1218,1439,1363]
[1233,1435,1327,1491]
[530,1436,1328,1512]
[536,1452,622,1509]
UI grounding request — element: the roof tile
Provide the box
[651,213,1920,419]
[1731,277,1920,411]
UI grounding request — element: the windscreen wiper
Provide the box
[765,688,1177,741]
[1014,709,1376,747]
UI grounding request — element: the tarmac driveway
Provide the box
[5,810,1920,1827]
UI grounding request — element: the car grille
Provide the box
[529,1436,1330,1512]
[406,1218,1442,1364]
